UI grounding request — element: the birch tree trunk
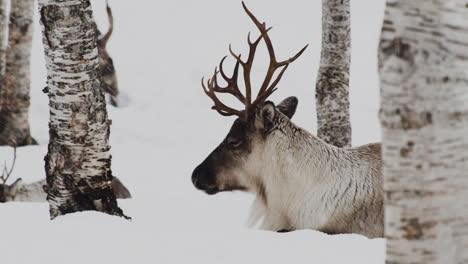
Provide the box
[0,0,7,83]
[38,0,127,219]
[379,1,468,262]
[315,0,352,148]
[0,0,36,146]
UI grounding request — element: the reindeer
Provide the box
[192,2,383,238]
[97,1,119,106]
[0,178,47,203]
[0,148,132,203]
[0,147,23,203]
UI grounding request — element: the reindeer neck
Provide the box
[250,113,381,231]
[254,114,350,221]
[269,113,344,179]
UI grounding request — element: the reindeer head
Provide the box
[0,147,21,203]
[0,178,23,203]
[192,3,307,195]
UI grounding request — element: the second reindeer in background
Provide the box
[97,2,120,106]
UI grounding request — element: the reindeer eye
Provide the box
[227,138,243,148]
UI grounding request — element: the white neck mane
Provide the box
[248,114,379,232]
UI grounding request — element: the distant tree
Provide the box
[315,0,352,148]
[379,0,468,262]
[38,0,127,219]
[0,0,7,82]
[0,0,36,146]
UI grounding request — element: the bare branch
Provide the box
[0,147,17,184]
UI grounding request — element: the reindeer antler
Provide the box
[99,0,114,48]
[1,147,17,184]
[202,2,308,120]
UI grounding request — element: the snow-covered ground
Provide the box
[1,0,386,263]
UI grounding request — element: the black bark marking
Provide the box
[400,141,414,158]
[381,107,433,130]
[401,218,423,240]
[400,218,437,240]
[40,7,53,49]
[381,38,414,65]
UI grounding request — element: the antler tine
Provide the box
[229,44,243,64]
[99,1,114,48]
[242,2,278,97]
[229,42,252,106]
[0,147,16,184]
[201,2,308,120]
[279,44,309,66]
[1,163,6,184]
[253,67,288,106]
[216,56,246,103]
[242,2,271,53]
[205,58,246,104]
[218,56,231,81]
[6,147,16,181]
[243,26,271,107]
[201,76,243,117]
[247,32,254,46]
[252,44,308,106]
[242,2,308,101]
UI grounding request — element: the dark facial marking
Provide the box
[224,118,250,149]
[192,118,254,194]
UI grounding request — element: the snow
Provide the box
[1,0,386,263]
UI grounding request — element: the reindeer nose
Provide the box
[191,165,205,189]
[192,165,216,192]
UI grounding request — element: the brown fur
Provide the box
[193,98,384,238]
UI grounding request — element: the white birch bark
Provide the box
[0,0,7,83]
[315,0,352,148]
[0,0,36,146]
[38,0,127,219]
[379,1,468,262]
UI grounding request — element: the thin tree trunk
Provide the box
[0,0,36,146]
[38,0,127,219]
[315,0,352,148]
[0,0,7,83]
[379,1,468,263]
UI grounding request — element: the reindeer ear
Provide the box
[255,102,276,131]
[8,178,22,196]
[277,96,298,119]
